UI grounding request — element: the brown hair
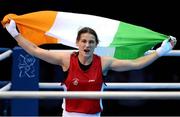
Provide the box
[76,27,99,45]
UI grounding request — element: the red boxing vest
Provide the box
[64,52,103,114]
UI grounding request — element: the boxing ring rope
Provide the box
[0,49,12,61]
[2,82,180,91]
[0,48,179,61]
[0,48,12,91]
[1,91,180,99]
[0,49,179,63]
[163,50,180,56]
[0,83,11,91]
[40,83,180,89]
[1,82,180,99]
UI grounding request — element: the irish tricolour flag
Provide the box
[1,11,168,59]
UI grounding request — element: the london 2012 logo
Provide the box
[18,54,36,78]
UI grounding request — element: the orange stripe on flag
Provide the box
[1,11,58,45]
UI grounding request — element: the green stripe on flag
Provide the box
[110,22,168,59]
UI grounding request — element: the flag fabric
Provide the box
[1,11,168,59]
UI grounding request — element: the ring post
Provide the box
[11,47,39,116]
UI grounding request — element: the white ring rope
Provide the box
[0,50,13,61]
[1,83,180,91]
[164,50,180,56]
[1,83,180,99]
[40,83,180,89]
[147,50,180,56]
[0,83,11,91]
[0,83,180,91]
[1,91,180,99]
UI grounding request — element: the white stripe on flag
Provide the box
[46,12,120,47]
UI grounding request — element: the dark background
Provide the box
[0,0,180,116]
